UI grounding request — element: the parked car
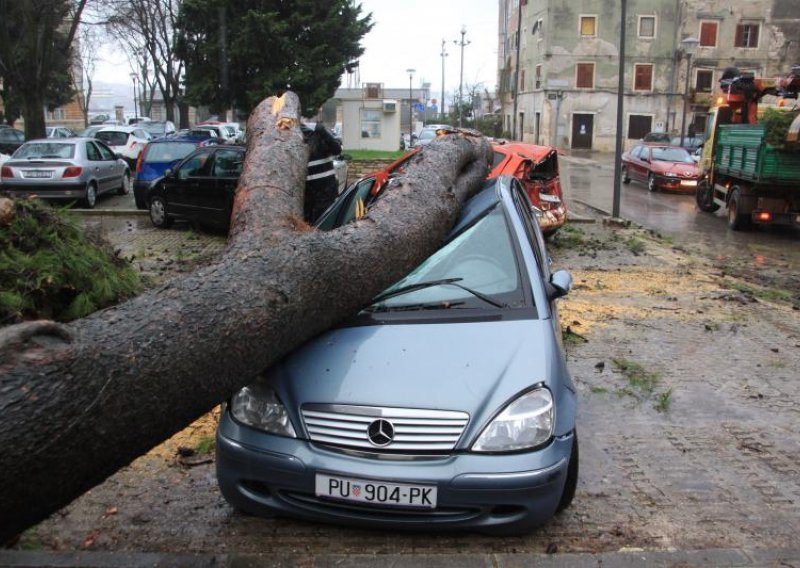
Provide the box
[621,144,700,192]
[89,113,111,125]
[133,134,217,209]
[327,140,567,236]
[147,146,347,229]
[217,174,578,536]
[45,126,77,139]
[669,135,704,153]
[195,124,234,143]
[147,145,245,230]
[77,125,105,138]
[95,126,151,168]
[0,138,130,208]
[140,120,177,139]
[0,127,25,155]
[641,132,671,143]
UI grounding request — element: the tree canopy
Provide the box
[177,0,372,117]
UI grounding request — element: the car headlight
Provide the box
[230,384,296,437]
[472,387,554,452]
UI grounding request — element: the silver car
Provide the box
[0,138,131,208]
[216,175,578,535]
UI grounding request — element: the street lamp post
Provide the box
[453,25,471,127]
[129,72,138,120]
[679,37,699,148]
[440,39,448,120]
[406,68,416,148]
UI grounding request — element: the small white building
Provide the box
[334,83,431,151]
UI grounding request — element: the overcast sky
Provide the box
[95,0,499,106]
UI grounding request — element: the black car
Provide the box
[148,146,244,231]
[0,128,25,155]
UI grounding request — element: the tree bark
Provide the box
[0,92,490,543]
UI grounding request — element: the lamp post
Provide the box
[129,72,138,121]
[406,68,415,148]
[453,25,471,127]
[679,36,699,148]
[440,39,448,120]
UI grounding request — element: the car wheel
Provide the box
[83,182,97,209]
[727,187,749,231]
[117,170,131,195]
[621,166,630,184]
[149,196,172,228]
[695,179,720,213]
[647,174,657,192]
[556,430,579,513]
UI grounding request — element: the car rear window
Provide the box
[145,142,199,162]
[13,142,75,159]
[96,131,130,146]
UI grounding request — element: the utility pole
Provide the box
[511,0,523,140]
[129,73,138,119]
[612,0,627,218]
[440,39,448,120]
[453,25,470,127]
[406,68,416,147]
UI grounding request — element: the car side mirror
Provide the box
[547,269,573,300]
[164,169,173,178]
[339,153,352,161]
[115,153,124,160]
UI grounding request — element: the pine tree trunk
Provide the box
[0,92,491,542]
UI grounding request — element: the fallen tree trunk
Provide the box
[0,92,491,542]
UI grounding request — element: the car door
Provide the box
[206,148,245,227]
[167,148,214,218]
[84,141,109,191]
[630,146,646,181]
[93,140,122,192]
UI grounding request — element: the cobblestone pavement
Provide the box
[7,208,800,565]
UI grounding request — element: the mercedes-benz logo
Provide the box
[367,419,395,447]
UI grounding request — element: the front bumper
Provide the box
[654,174,698,192]
[216,412,573,535]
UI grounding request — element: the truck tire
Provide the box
[695,180,720,213]
[727,187,750,231]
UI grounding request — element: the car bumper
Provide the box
[1,181,86,200]
[216,412,573,535]
[654,175,698,192]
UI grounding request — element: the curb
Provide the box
[1,547,797,568]
[71,209,148,216]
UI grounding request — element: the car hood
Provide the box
[268,318,567,440]
[653,160,698,175]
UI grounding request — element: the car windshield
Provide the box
[141,122,167,135]
[651,147,693,163]
[418,130,436,141]
[13,142,75,159]
[365,206,522,311]
[145,142,198,162]
[96,131,130,146]
[0,129,24,142]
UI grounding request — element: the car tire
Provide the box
[117,170,131,195]
[149,196,172,228]
[647,174,657,192]
[556,430,579,513]
[83,182,97,209]
[621,166,630,184]
[727,187,749,231]
[695,179,720,213]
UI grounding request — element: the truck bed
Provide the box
[715,124,800,186]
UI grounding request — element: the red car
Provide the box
[621,143,700,192]
[327,140,567,235]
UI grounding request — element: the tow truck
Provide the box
[695,66,800,230]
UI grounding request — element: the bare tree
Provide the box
[0,92,491,542]
[73,23,100,127]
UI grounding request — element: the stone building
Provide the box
[498,0,800,151]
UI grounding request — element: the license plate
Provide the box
[23,170,53,179]
[315,473,437,509]
[681,180,698,187]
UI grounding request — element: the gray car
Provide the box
[216,175,578,535]
[0,137,130,208]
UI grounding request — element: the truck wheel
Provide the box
[727,187,749,231]
[695,180,720,213]
[621,166,630,184]
[647,174,657,192]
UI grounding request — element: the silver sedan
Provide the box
[0,137,130,208]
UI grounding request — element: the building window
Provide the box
[534,18,544,40]
[628,114,653,139]
[633,64,654,91]
[579,16,597,38]
[360,109,381,138]
[535,64,542,89]
[695,69,714,93]
[699,21,718,47]
[519,69,525,91]
[638,16,656,39]
[576,63,595,88]
[735,23,759,48]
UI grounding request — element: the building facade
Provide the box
[498,0,800,151]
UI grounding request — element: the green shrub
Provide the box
[761,108,800,148]
[0,198,142,324]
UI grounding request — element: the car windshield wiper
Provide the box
[363,301,466,313]
[369,277,508,309]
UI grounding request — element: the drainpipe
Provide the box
[511,0,523,140]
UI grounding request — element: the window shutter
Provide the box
[700,22,716,47]
[734,25,744,47]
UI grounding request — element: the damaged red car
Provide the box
[323,140,567,236]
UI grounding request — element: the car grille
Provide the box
[301,404,469,453]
